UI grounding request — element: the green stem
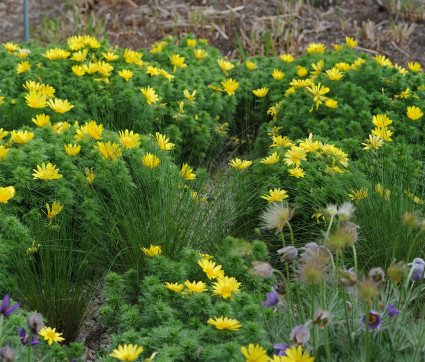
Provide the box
[365,303,370,362]
[287,222,295,246]
[326,215,335,237]
[321,281,332,361]
[0,314,3,345]
[273,269,292,330]
[311,287,316,357]
[342,286,352,347]
[280,230,286,248]
[28,332,32,362]
[352,244,358,275]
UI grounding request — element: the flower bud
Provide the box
[277,246,298,262]
[290,325,310,345]
[339,270,358,287]
[369,267,385,285]
[27,313,44,335]
[0,346,14,362]
[340,221,359,245]
[402,212,419,229]
[346,301,352,313]
[250,261,273,278]
[313,309,331,328]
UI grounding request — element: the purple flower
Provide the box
[262,287,279,307]
[273,343,289,356]
[385,304,400,317]
[18,327,40,347]
[361,310,381,330]
[411,259,425,282]
[0,294,20,317]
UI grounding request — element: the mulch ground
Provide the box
[1,0,424,66]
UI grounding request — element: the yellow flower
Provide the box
[164,282,184,292]
[75,121,103,140]
[240,344,269,362]
[109,344,144,361]
[296,66,308,77]
[229,158,252,170]
[351,57,366,70]
[96,61,114,76]
[408,62,422,72]
[221,78,239,95]
[141,245,162,257]
[181,164,196,180]
[33,163,63,180]
[253,87,269,98]
[70,49,88,61]
[280,53,294,62]
[374,54,393,67]
[394,63,408,75]
[140,86,159,104]
[142,153,160,168]
[197,259,224,279]
[2,42,19,52]
[0,145,9,161]
[47,98,74,113]
[270,135,293,148]
[50,122,70,135]
[212,276,241,299]
[15,48,30,57]
[0,129,9,140]
[67,35,84,51]
[288,167,305,178]
[207,316,242,331]
[325,99,338,108]
[146,66,161,76]
[371,127,393,142]
[102,51,119,61]
[83,62,98,74]
[159,69,174,81]
[10,130,34,144]
[284,146,308,167]
[334,44,344,52]
[261,188,289,203]
[348,188,368,203]
[372,114,392,128]
[16,61,31,74]
[96,141,123,161]
[217,58,235,73]
[325,67,343,80]
[43,201,63,222]
[246,60,257,70]
[32,114,50,127]
[25,92,47,108]
[192,191,207,202]
[407,106,423,120]
[123,48,144,65]
[0,97,4,106]
[64,144,81,156]
[335,62,351,72]
[281,345,315,362]
[199,252,213,260]
[43,48,71,60]
[290,79,314,88]
[306,83,330,110]
[118,69,134,81]
[150,40,167,54]
[345,36,358,48]
[272,69,284,80]
[307,43,326,54]
[38,327,65,345]
[119,130,140,149]
[170,53,187,71]
[310,59,324,76]
[0,186,15,203]
[184,280,207,294]
[154,132,174,150]
[85,167,96,184]
[260,152,279,164]
[194,48,207,60]
[72,65,86,76]
[299,133,321,152]
[183,89,196,105]
[375,183,391,200]
[187,39,197,47]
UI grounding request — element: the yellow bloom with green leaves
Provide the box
[16,61,31,74]
[118,69,134,81]
[240,344,269,362]
[184,280,207,294]
[280,53,294,62]
[299,133,321,152]
[345,36,358,48]
[38,327,65,345]
[246,60,257,70]
[0,129,8,140]
[64,143,81,156]
[221,78,239,95]
[253,87,269,98]
[307,43,326,54]
[408,62,422,72]
[181,164,196,180]
[270,135,293,148]
[75,121,103,141]
[164,282,184,292]
[260,152,279,164]
[284,146,308,167]
[187,39,197,47]
[261,188,288,203]
[183,89,196,104]
[325,99,338,108]
[25,91,47,108]
[11,130,34,144]
[407,106,423,120]
[140,86,159,104]
[229,158,252,170]
[109,344,144,361]
[142,153,160,168]
[280,345,315,362]
[141,245,162,257]
[43,201,63,223]
[32,114,50,127]
[119,130,140,149]
[0,146,9,161]
[102,51,119,61]
[0,186,15,203]
[170,53,187,71]
[348,188,368,203]
[194,48,207,60]
[371,127,392,142]
[217,58,235,74]
[362,135,384,151]
[33,163,63,180]
[43,48,71,60]
[334,44,344,52]
[85,167,96,184]
[154,132,174,150]
[197,259,224,279]
[96,141,123,161]
[207,316,242,331]
[288,167,305,178]
[70,49,88,61]
[212,276,241,299]
[296,66,308,77]
[306,83,330,110]
[2,42,19,52]
[372,114,392,127]
[325,68,343,80]
[47,98,74,113]
[72,65,86,76]
[272,69,284,80]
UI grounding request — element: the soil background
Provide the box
[1,0,424,66]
